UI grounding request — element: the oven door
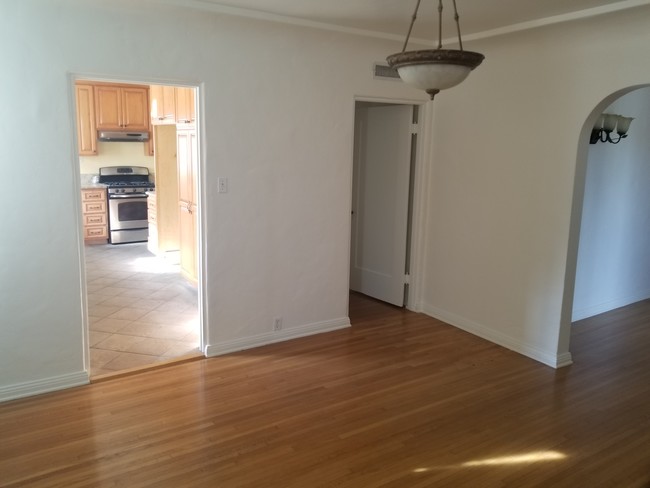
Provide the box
[107,194,149,243]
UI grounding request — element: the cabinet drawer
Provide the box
[82,190,106,201]
[83,201,106,213]
[84,226,107,239]
[84,213,106,226]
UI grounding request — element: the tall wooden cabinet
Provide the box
[177,126,198,284]
[148,125,180,257]
[75,84,97,156]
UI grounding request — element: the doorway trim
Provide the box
[69,72,207,377]
[349,95,431,313]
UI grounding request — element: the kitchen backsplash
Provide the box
[79,141,154,175]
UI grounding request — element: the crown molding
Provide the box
[460,0,650,44]
[156,0,650,46]
[155,0,430,45]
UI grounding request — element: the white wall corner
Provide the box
[421,304,567,369]
[205,317,351,357]
[555,351,574,368]
[0,371,89,403]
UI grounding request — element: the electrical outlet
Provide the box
[217,177,228,193]
[273,317,283,331]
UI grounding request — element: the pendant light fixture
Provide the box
[387,0,484,99]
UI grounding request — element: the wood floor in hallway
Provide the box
[1,294,649,487]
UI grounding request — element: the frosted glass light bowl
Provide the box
[387,49,484,99]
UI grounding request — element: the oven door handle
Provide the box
[109,194,148,199]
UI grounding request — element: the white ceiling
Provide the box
[186,0,649,43]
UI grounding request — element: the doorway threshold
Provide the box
[90,351,204,383]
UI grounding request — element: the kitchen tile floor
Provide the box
[85,243,200,377]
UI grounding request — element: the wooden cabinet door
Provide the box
[95,84,149,130]
[153,125,180,253]
[94,85,121,129]
[150,85,177,125]
[81,188,108,243]
[150,84,163,122]
[121,86,149,130]
[175,87,195,124]
[179,204,196,284]
[75,84,97,155]
[162,86,176,121]
[177,127,198,284]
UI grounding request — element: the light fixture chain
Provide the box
[401,0,422,52]
[438,0,443,49]
[452,0,464,50]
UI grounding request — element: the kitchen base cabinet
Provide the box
[82,188,108,244]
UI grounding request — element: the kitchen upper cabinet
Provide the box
[150,85,195,126]
[75,83,97,156]
[150,85,177,125]
[175,87,195,124]
[94,83,150,131]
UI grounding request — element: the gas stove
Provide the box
[98,166,154,244]
[105,182,155,195]
[99,166,152,185]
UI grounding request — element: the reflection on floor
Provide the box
[85,243,199,377]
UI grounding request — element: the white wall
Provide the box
[4,0,650,400]
[419,5,650,367]
[0,0,427,399]
[572,88,650,320]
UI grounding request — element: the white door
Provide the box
[350,104,413,306]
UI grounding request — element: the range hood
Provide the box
[98,130,149,142]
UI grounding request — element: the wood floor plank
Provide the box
[1,294,650,487]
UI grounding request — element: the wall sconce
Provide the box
[590,113,634,144]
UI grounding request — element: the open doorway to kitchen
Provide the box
[74,78,202,378]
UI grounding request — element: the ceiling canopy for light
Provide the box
[387,0,484,100]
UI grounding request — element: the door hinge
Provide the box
[410,123,419,135]
[404,273,411,285]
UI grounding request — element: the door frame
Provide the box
[349,95,432,313]
[69,73,206,376]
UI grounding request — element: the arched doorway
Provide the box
[560,84,650,359]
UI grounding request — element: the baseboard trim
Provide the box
[205,317,351,357]
[0,371,90,403]
[572,291,650,321]
[555,351,574,368]
[421,304,571,369]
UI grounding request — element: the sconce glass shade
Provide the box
[387,49,484,99]
[616,116,634,135]
[603,113,618,132]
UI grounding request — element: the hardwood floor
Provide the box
[1,294,650,487]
